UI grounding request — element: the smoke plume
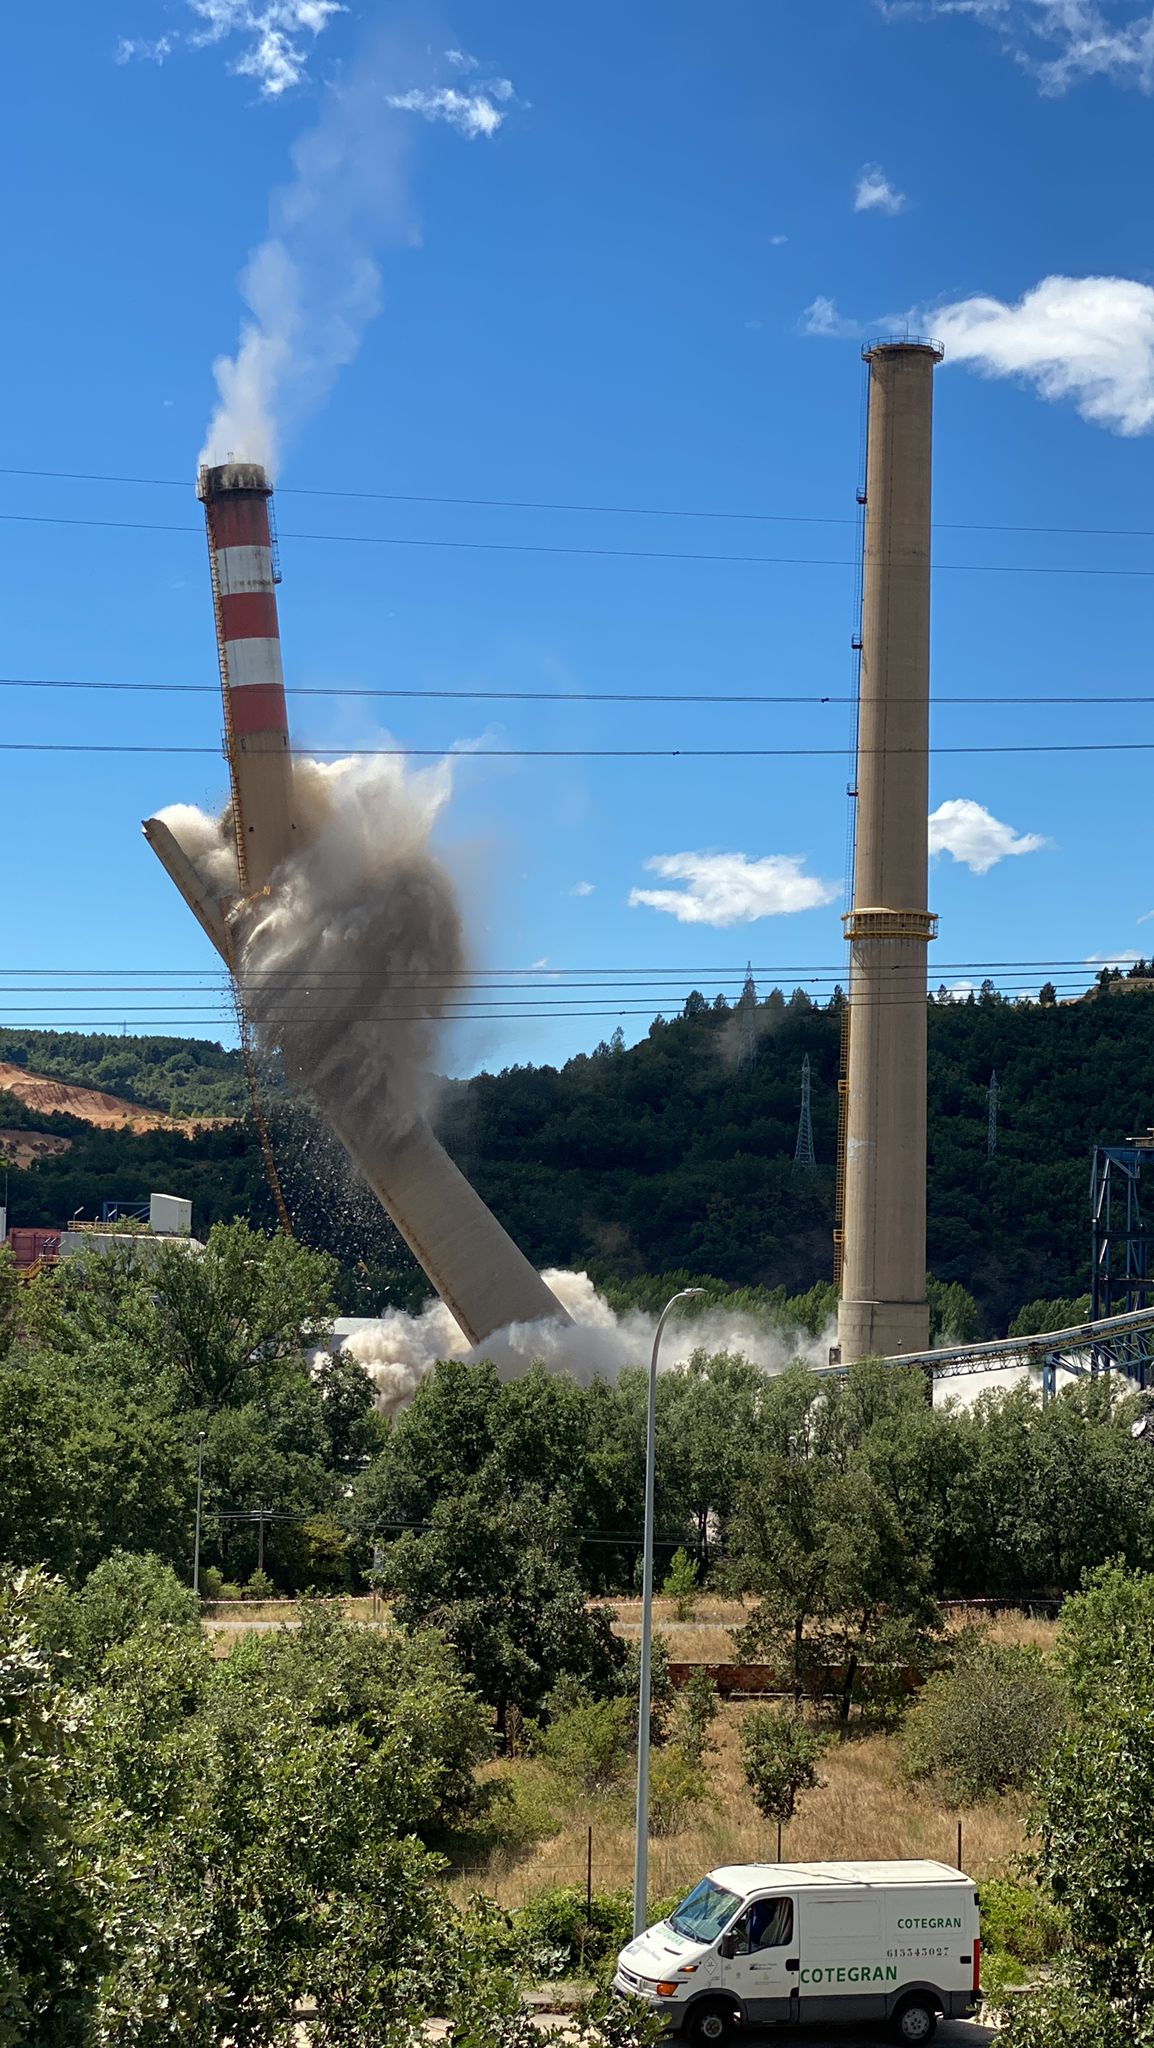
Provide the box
[199,48,412,473]
[199,32,515,473]
[336,1268,835,1417]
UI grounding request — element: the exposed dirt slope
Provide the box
[0,1063,219,1132]
[0,1127,73,1167]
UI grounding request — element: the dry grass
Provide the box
[943,1608,1059,1653]
[606,1597,749,1665]
[456,1705,1028,1909]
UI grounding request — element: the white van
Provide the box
[614,1859,980,2044]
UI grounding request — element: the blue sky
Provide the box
[5,0,1154,1072]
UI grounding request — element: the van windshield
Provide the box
[667,1878,741,1944]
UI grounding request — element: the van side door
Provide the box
[797,1892,886,2021]
[722,1895,799,2023]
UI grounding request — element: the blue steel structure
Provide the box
[100,1200,149,1225]
[1092,1140,1154,1323]
[888,1306,1154,1393]
[819,1303,1154,1398]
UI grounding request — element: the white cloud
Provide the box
[929,798,1047,873]
[769,232,789,246]
[629,852,840,928]
[117,1,343,97]
[854,163,907,214]
[1137,908,1154,924]
[187,0,344,97]
[386,82,512,138]
[569,880,595,897]
[1086,950,1142,966]
[117,34,175,63]
[932,274,1154,435]
[879,1,1154,96]
[802,294,851,336]
[938,980,978,1001]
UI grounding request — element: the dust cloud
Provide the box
[336,1268,835,1417]
[239,754,462,1143]
[156,751,463,1145]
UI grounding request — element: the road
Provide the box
[734,2024,996,2045]
[422,2016,998,2044]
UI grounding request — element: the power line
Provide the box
[0,981,1120,1023]
[0,969,1113,997]
[2,739,1154,758]
[5,505,1154,578]
[0,957,1135,978]
[8,461,1154,542]
[0,674,1152,707]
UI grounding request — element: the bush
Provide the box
[514,1886,634,1978]
[673,1666,719,1765]
[484,1766,562,1852]
[741,1709,827,1824]
[535,1694,635,1798]
[980,1879,1064,1969]
[198,1564,224,1601]
[662,1548,699,1622]
[649,1744,707,1836]
[244,1568,276,1601]
[77,1549,198,1667]
[981,1948,1031,2003]
[902,1640,1066,1805]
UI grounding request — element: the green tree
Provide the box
[0,1569,105,2047]
[0,1357,193,1581]
[0,1248,18,1361]
[1009,1296,1092,1338]
[662,1547,698,1622]
[730,1365,945,1729]
[149,1220,338,1410]
[385,1487,623,1732]
[1002,1566,1154,2047]
[740,1709,827,1825]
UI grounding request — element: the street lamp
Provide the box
[192,1430,207,1595]
[633,1287,705,1939]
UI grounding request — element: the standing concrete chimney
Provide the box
[837,339,942,1365]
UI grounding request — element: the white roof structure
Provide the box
[708,1861,968,1892]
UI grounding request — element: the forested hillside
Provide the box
[4,980,1154,1331]
[0,1029,245,1116]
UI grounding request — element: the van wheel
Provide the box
[893,1994,938,2044]
[687,1999,739,2044]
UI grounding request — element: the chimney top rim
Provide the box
[862,335,944,364]
[197,461,273,502]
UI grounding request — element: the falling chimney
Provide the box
[198,462,296,893]
[144,464,568,1347]
[837,339,942,1365]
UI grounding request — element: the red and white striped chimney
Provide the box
[198,461,296,893]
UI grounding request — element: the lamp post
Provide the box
[633,1287,705,1939]
[192,1430,207,1595]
